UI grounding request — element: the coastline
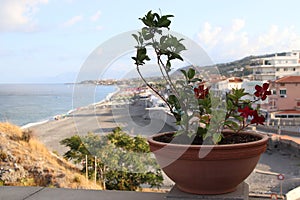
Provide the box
[21,85,120,130]
[28,86,175,155]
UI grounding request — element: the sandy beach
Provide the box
[30,93,175,155]
[29,90,300,196]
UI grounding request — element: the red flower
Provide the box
[254,83,271,100]
[250,110,265,125]
[238,106,255,118]
[194,84,209,99]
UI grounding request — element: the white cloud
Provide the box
[0,0,48,32]
[257,25,300,52]
[198,22,222,49]
[90,10,101,22]
[62,15,83,27]
[196,19,300,62]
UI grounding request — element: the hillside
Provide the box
[214,52,287,77]
[172,52,287,78]
[0,122,101,189]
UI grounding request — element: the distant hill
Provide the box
[173,52,287,78]
[0,122,101,189]
[215,52,287,77]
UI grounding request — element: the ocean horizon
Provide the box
[0,84,116,127]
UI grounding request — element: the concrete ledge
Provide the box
[166,182,249,200]
[0,186,44,200]
[0,185,276,200]
[0,186,167,200]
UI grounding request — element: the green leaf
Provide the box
[170,52,183,61]
[187,68,196,79]
[138,32,144,45]
[160,35,167,45]
[141,27,153,40]
[224,120,239,130]
[132,34,139,43]
[175,43,186,54]
[168,94,181,110]
[226,99,233,109]
[157,15,173,28]
[212,133,222,144]
[139,10,154,27]
[166,60,171,72]
[180,69,187,78]
[190,78,202,83]
[133,47,150,65]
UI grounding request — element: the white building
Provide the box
[214,78,266,105]
[252,50,300,81]
[216,77,244,92]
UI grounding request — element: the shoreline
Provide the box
[29,86,175,155]
[21,86,119,130]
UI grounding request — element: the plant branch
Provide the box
[136,65,174,113]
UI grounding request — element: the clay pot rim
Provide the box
[147,130,269,150]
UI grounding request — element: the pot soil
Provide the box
[147,130,269,194]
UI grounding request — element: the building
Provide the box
[266,76,300,118]
[216,77,244,91]
[252,50,300,81]
[214,78,267,107]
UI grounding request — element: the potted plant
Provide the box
[132,10,269,194]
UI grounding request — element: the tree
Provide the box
[60,127,163,190]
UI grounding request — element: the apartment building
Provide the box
[266,76,300,118]
[252,50,300,81]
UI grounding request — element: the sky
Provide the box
[1,0,300,83]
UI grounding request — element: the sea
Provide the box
[0,84,116,127]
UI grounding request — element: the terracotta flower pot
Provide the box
[147,131,269,194]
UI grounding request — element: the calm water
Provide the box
[0,84,116,126]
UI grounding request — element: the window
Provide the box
[293,68,296,71]
[280,89,286,95]
[279,89,287,98]
[297,101,300,107]
[272,90,276,95]
[284,68,288,71]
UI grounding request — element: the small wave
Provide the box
[21,119,50,129]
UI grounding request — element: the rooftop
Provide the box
[228,77,243,83]
[275,76,300,83]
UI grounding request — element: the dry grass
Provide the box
[0,122,23,138]
[0,122,102,190]
[28,139,49,156]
